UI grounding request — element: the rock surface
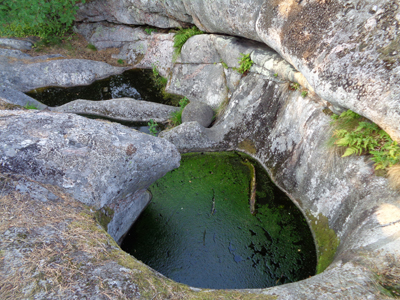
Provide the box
[166,34,313,108]
[0,110,180,242]
[181,102,214,127]
[0,38,33,50]
[0,49,127,108]
[77,0,400,142]
[161,72,400,298]
[51,98,179,123]
[75,22,175,77]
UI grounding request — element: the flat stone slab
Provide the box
[0,38,33,50]
[51,98,179,123]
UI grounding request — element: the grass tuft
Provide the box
[168,97,189,127]
[86,43,97,51]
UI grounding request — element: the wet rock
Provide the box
[181,102,214,127]
[51,98,179,123]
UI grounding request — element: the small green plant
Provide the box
[290,82,300,90]
[330,110,400,170]
[274,73,278,77]
[169,97,189,127]
[117,59,124,65]
[148,119,158,136]
[86,43,97,51]
[152,65,168,88]
[0,0,85,39]
[173,26,204,61]
[144,28,157,35]
[301,90,308,98]
[220,60,228,69]
[24,102,38,110]
[234,53,254,74]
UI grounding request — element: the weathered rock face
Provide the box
[51,98,179,123]
[166,34,313,108]
[0,110,180,242]
[156,35,400,297]
[77,0,400,142]
[76,23,175,77]
[161,72,400,298]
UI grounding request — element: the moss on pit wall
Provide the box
[94,206,114,231]
[306,212,340,274]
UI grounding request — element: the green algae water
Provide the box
[121,152,316,289]
[26,69,180,107]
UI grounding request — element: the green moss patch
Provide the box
[306,212,340,274]
[94,206,114,231]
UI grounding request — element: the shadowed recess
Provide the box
[25,69,181,107]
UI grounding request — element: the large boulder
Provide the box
[0,110,180,242]
[77,0,400,142]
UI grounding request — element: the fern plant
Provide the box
[173,26,204,61]
[330,110,400,170]
[234,53,253,74]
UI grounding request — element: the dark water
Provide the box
[121,152,316,289]
[25,69,180,107]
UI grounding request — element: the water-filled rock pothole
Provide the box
[121,152,316,289]
[25,69,180,107]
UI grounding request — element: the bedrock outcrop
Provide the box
[0,48,127,108]
[77,0,400,142]
[0,110,180,243]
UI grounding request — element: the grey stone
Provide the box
[0,38,33,50]
[75,23,147,50]
[75,0,182,28]
[181,102,214,127]
[0,48,31,59]
[76,0,400,142]
[166,63,228,108]
[107,189,151,244]
[0,110,180,212]
[0,58,127,92]
[0,86,47,110]
[161,73,400,298]
[51,98,179,123]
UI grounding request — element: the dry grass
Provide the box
[387,164,400,190]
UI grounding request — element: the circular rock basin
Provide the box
[121,152,316,289]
